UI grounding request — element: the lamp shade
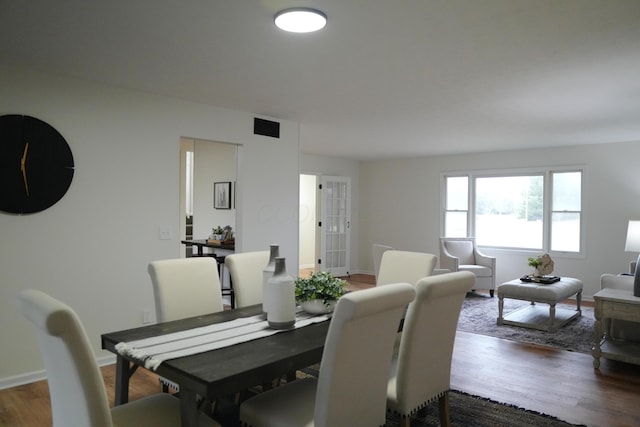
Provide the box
[625,220,640,252]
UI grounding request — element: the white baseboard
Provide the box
[0,354,117,390]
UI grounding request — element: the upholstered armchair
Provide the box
[439,237,496,297]
[601,261,640,342]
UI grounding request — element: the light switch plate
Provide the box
[159,226,172,240]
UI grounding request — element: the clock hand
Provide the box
[20,142,30,196]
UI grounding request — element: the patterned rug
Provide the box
[458,291,594,354]
[213,366,585,427]
[386,389,585,426]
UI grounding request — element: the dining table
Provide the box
[101,304,330,427]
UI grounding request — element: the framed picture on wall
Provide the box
[214,181,231,209]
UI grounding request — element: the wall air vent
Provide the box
[253,118,280,138]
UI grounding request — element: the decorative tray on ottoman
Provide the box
[520,275,561,284]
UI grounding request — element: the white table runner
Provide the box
[115,310,330,370]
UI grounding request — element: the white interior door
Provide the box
[319,176,351,276]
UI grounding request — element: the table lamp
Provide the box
[624,220,640,297]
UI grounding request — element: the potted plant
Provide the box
[295,271,348,314]
[211,226,225,240]
[528,253,554,277]
[527,256,542,276]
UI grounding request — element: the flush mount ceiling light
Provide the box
[274,8,327,33]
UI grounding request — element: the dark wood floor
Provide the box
[2,273,640,426]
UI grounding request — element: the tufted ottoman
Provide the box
[497,277,582,332]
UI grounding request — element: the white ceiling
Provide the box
[1,0,639,161]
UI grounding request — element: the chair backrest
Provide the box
[372,243,393,278]
[314,282,416,427]
[440,237,479,267]
[225,251,270,308]
[148,257,224,322]
[16,290,113,427]
[376,250,437,286]
[391,271,475,414]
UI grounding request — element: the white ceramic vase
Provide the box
[265,257,296,329]
[261,244,279,317]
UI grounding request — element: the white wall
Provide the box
[358,141,640,298]
[0,65,300,387]
[191,139,237,239]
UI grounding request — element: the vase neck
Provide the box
[269,245,280,262]
[274,257,287,275]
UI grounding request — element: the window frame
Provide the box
[441,166,586,258]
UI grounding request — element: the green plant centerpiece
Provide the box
[527,253,554,277]
[295,271,348,314]
[211,226,225,240]
[527,256,542,276]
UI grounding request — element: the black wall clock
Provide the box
[0,115,74,214]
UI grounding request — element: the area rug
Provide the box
[385,389,585,427]
[458,291,594,354]
[214,366,584,427]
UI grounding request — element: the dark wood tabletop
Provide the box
[101,304,329,427]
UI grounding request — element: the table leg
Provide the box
[549,304,556,332]
[180,388,200,427]
[593,302,602,369]
[497,297,504,325]
[576,291,582,314]
[114,356,130,405]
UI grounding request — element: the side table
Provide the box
[592,288,640,368]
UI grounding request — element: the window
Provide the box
[443,168,583,254]
[444,176,468,237]
[551,172,582,252]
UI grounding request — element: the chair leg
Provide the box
[439,392,451,427]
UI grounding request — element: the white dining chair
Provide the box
[15,289,220,427]
[376,250,437,286]
[225,251,270,308]
[239,282,416,427]
[372,243,393,279]
[148,257,224,322]
[148,257,224,392]
[387,271,475,427]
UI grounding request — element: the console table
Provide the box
[181,239,235,256]
[593,288,640,368]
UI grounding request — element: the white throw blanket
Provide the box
[115,311,330,370]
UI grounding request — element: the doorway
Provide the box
[299,174,351,277]
[179,138,237,255]
[299,174,317,277]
